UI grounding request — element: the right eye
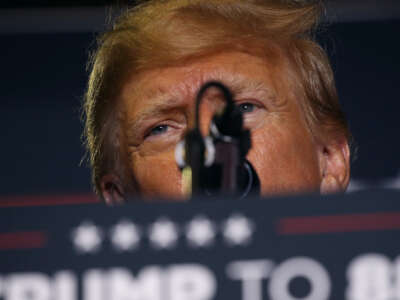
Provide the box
[237,102,256,114]
[147,124,169,137]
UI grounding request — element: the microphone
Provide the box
[205,107,260,198]
[175,81,260,199]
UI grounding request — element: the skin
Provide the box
[101,51,350,202]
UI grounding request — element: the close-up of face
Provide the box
[106,50,350,201]
[3,1,400,293]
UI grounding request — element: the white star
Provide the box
[110,220,141,251]
[186,215,216,248]
[222,214,254,246]
[148,217,179,249]
[71,221,102,253]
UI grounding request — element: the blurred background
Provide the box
[0,0,399,201]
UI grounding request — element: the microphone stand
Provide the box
[178,81,260,199]
[183,129,205,195]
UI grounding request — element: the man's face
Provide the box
[118,51,324,199]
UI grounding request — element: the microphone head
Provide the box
[213,104,243,137]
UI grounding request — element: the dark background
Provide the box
[1,0,399,198]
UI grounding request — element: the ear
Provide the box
[100,174,125,205]
[319,139,350,194]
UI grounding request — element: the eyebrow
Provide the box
[207,71,277,102]
[126,96,185,139]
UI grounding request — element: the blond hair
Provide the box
[83,0,350,197]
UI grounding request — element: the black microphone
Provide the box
[175,81,260,199]
[205,110,260,198]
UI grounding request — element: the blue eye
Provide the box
[149,125,169,136]
[237,102,255,113]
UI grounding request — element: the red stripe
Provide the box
[278,212,400,235]
[0,231,47,250]
[0,194,100,207]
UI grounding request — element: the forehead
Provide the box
[120,50,291,116]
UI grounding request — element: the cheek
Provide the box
[130,151,184,199]
[247,124,321,195]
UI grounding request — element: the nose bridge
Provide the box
[196,89,226,136]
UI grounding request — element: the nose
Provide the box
[196,88,227,136]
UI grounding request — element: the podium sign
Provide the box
[1,190,400,300]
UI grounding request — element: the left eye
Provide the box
[237,102,255,113]
[148,124,169,136]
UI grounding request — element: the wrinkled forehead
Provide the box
[118,50,304,128]
[121,50,283,102]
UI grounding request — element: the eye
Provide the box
[237,102,255,113]
[148,124,169,137]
